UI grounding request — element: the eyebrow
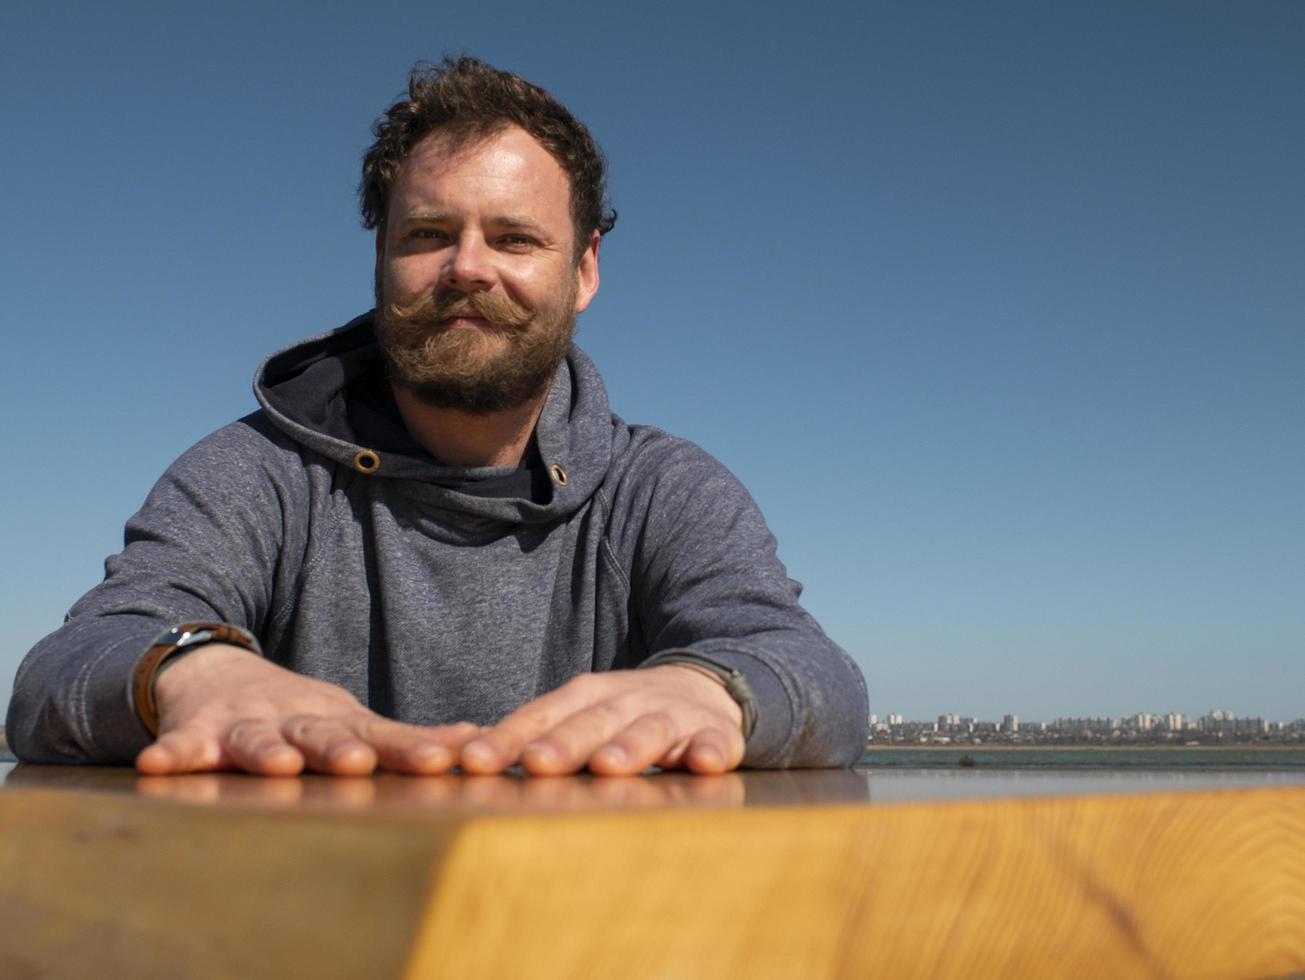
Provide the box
[398,209,449,226]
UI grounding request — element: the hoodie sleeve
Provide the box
[5,418,297,764]
[619,434,869,769]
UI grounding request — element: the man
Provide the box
[7,58,868,776]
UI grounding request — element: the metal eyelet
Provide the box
[353,450,381,474]
[549,463,568,486]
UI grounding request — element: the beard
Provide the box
[374,280,576,415]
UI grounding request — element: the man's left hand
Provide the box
[459,665,746,776]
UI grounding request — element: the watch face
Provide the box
[165,626,218,649]
[153,623,258,657]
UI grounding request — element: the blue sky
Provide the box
[3,1,1301,723]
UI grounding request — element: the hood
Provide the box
[253,312,615,525]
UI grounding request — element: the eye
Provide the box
[407,227,459,249]
[498,234,538,251]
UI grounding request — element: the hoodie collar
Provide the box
[253,313,613,525]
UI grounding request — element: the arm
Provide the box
[459,434,868,775]
[5,418,469,773]
[6,420,288,764]
[626,436,869,769]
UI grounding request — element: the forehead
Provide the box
[389,125,572,225]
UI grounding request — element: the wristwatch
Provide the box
[131,623,261,736]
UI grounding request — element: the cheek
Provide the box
[382,254,440,300]
[509,266,575,308]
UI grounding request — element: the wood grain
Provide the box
[404,788,1305,979]
[1,776,1303,979]
[0,788,454,980]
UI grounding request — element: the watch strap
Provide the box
[131,623,260,736]
[653,652,758,740]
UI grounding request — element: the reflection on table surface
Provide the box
[0,762,872,814]
[5,761,1303,814]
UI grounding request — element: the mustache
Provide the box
[382,290,533,331]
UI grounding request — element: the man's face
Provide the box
[374,125,599,414]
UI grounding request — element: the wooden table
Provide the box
[2,763,1303,979]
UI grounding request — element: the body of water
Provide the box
[859,746,1305,770]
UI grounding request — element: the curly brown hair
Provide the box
[361,57,617,262]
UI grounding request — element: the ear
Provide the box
[573,231,601,314]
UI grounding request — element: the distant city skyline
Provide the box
[874,707,1305,726]
[870,708,1305,746]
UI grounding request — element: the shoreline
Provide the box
[864,743,1305,752]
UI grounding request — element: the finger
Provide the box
[281,715,377,776]
[519,699,632,776]
[359,720,481,775]
[136,728,224,775]
[462,677,604,773]
[223,718,305,776]
[587,712,679,776]
[679,728,745,775]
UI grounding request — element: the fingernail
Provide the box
[411,744,450,767]
[462,740,497,769]
[696,747,723,769]
[596,745,626,766]
[329,741,369,762]
[523,742,557,765]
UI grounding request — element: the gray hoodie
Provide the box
[7,315,869,767]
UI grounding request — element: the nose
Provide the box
[440,233,494,293]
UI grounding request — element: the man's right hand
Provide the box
[134,644,479,776]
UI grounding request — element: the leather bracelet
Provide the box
[131,623,260,736]
[652,653,759,740]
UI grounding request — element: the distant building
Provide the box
[1053,717,1113,736]
[1198,711,1268,737]
[1002,714,1019,733]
